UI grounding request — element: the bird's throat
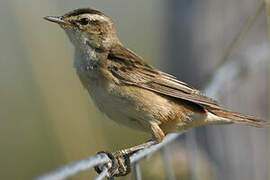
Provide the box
[73,46,100,72]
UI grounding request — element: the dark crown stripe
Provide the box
[64,8,104,17]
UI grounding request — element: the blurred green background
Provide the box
[0,0,164,179]
[0,0,269,180]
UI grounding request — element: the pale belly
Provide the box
[88,82,159,132]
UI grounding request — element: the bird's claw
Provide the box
[94,151,131,178]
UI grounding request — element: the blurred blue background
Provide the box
[0,0,268,179]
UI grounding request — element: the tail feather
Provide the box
[208,108,268,128]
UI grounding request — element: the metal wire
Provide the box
[36,153,110,180]
[35,133,183,180]
[130,133,183,163]
[35,46,269,180]
[134,162,142,180]
[94,167,109,180]
[161,146,176,180]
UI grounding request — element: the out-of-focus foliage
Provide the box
[0,0,163,179]
[0,0,268,180]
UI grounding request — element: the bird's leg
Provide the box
[111,140,157,176]
[114,122,165,176]
[95,123,165,177]
[150,122,165,143]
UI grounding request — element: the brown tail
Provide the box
[208,108,268,128]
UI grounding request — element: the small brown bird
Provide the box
[44,8,266,177]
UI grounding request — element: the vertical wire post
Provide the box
[264,0,270,177]
[94,167,109,180]
[134,162,142,180]
[161,146,176,180]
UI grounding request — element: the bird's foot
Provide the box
[94,150,131,178]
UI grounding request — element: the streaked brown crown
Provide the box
[62,8,114,31]
[44,8,119,50]
[63,8,105,17]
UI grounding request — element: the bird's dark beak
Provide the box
[44,16,74,27]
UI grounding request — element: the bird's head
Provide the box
[44,8,119,51]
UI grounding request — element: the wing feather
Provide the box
[107,45,220,109]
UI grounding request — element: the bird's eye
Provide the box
[78,18,89,25]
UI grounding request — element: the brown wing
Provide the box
[107,44,220,109]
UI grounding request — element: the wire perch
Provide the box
[36,42,269,180]
[36,133,182,180]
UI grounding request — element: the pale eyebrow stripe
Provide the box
[87,14,107,22]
